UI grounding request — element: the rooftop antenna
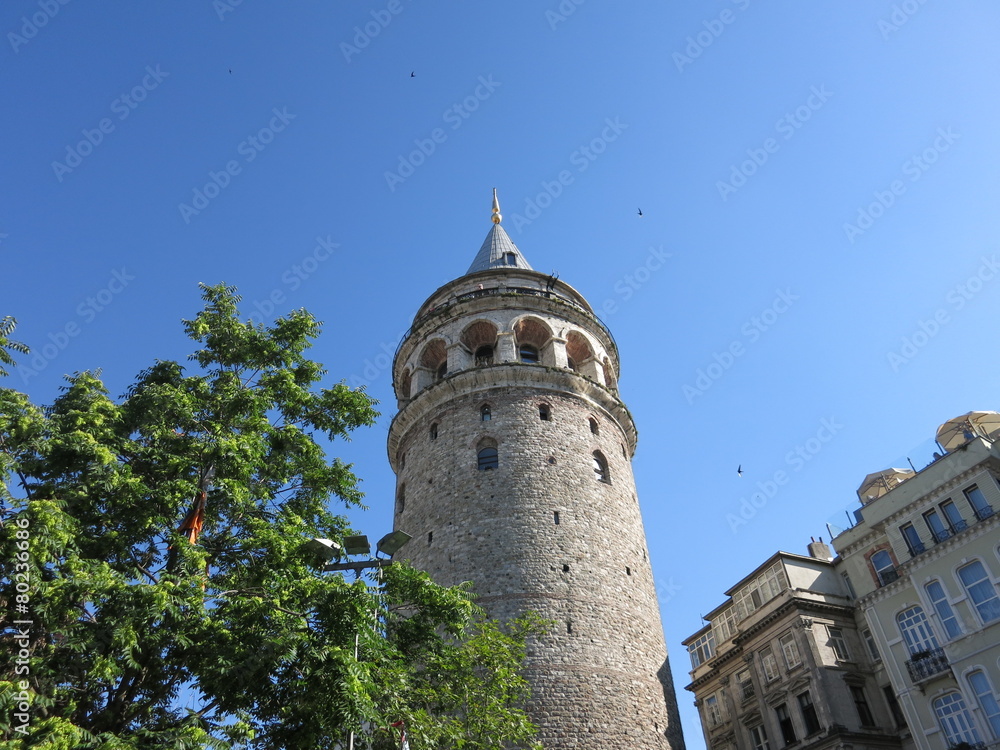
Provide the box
[906,457,917,472]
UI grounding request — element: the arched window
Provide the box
[925,580,962,639]
[593,451,609,483]
[896,606,939,655]
[933,692,982,747]
[420,339,448,384]
[539,403,551,421]
[520,344,539,363]
[480,404,492,421]
[589,417,599,435]
[478,447,498,471]
[958,560,1000,624]
[968,671,1000,739]
[870,549,897,587]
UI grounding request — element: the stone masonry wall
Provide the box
[392,381,680,749]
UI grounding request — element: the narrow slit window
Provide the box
[430,423,438,440]
[592,452,609,483]
[427,531,433,545]
[626,566,632,576]
[480,404,491,421]
[589,417,599,435]
[539,403,550,420]
[562,564,570,572]
[554,511,560,525]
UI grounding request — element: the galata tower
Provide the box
[387,191,683,750]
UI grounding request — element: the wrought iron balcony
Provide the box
[877,567,900,587]
[974,505,995,522]
[906,647,950,683]
[907,542,926,558]
[931,529,952,544]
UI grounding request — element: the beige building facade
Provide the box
[833,413,1000,750]
[684,548,906,750]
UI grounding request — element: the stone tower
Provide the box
[387,192,683,750]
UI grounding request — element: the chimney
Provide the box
[807,536,833,561]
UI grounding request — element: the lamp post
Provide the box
[310,531,412,750]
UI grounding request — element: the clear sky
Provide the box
[3,2,999,746]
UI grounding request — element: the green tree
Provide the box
[0,285,544,749]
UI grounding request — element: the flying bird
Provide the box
[410,71,415,77]
[228,69,232,74]
[637,208,643,216]
[737,465,743,477]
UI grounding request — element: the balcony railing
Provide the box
[906,647,950,683]
[907,542,926,558]
[931,529,952,544]
[877,567,900,587]
[973,505,995,522]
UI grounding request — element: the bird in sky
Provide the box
[228,69,232,74]
[637,208,643,216]
[737,465,743,477]
[410,71,415,77]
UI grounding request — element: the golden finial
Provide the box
[491,188,502,224]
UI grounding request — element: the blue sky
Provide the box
[3,1,999,746]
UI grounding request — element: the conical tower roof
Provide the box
[465,189,533,274]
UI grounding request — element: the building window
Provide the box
[940,499,968,533]
[705,693,723,727]
[851,686,875,727]
[925,580,962,639]
[958,560,1000,624]
[592,452,609,483]
[760,646,779,682]
[475,345,494,366]
[924,508,951,544]
[539,403,550,421]
[897,606,940,655]
[965,484,994,521]
[871,549,898,586]
[827,626,850,661]
[901,523,925,557]
[933,692,983,747]
[748,724,770,750]
[883,686,906,728]
[968,670,1000,740]
[427,531,433,545]
[477,447,498,471]
[429,423,438,440]
[842,572,857,599]
[553,511,560,525]
[798,691,821,735]
[396,484,405,515]
[519,344,539,363]
[589,417,599,435]
[779,632,801,670]
[775,704,796,746]
[736,669,754,701]
[504,252,516,265]
[480,404,491,421]
[688,631,715,669]
[436,362,447,381]
[862,628,881,662]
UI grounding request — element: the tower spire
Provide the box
[491,187,502,224]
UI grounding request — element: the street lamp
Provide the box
[309,531,412,574]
